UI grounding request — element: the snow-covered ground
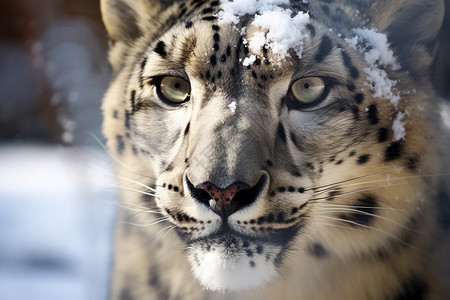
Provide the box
[0,145,117,300]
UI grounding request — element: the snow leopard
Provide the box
[100,0,450,298]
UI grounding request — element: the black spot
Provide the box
[202,7,213,14]
[393,275,428,300]
[357,154,370,164]
[213,33,220,42]
[213,43,219,51]
[249,261,256,267]
[266,160,273,166]
[185,21,193,28]
[336,160,343,165]
[257,217,265,224]
[340,195,377,226]
[116,135,125,155]
[164,163,174,172]
[310,243,327,259]
[341,50,359,79]
[226,45,231,56]
[293,171,302,177]
[210,54,217,66]
[315,35,333,62]
[277,123,287,143]
[305,23,316,37]
[210,0,219,7]
[130,90,136,111]
[298,187,305,193]
[251,71,257,79]
[347,84,356,91]
[113,110,119,119]
[202,16,217,21]
[278,187,286,192]
[349,150,356,157]
[220,54,227,62]
[291,207,298,214]
[385,142,403,161]
[212,24,220,31]
[154,41,167,58]
[267,213,274,223]
[246,249,253,257]
[366,104,379,125]
[354,93,364,104]
[288,186,295,192]
[184,122,190,136]
[256,245,263,254]
[378,127,389,143]
[217,70,222,78]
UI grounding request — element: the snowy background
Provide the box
[0,1,117,300]
[0,1,449,300]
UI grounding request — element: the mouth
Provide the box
[184,221,300,249]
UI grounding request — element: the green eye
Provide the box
[290,77,325,106]
[158,76,191,104]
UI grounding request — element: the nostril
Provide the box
[186,174,268,219]
[186,179,211,207]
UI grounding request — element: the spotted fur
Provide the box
[101,0,450,299]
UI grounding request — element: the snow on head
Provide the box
[392,111,407,141]
[250,9,310,59]
[351,28,399,70]
[217,0,290,25]
[217,0,310,64]
[345,28,401,107]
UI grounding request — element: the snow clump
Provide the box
[392,111,407,141]
[345,28,401,107]
[217,0,310,64]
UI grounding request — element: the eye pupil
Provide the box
[158,76,191,104]
[289,77,326,108]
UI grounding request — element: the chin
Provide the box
[186,233,282,291]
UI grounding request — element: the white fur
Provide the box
[188,242,280,291]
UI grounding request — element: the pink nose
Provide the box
[201,182,248,217]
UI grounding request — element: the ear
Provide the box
[100,0,173,44]
[372,0,445,78]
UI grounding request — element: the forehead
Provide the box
[138,0,364,98]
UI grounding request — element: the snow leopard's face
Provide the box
[102,0,444,292]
